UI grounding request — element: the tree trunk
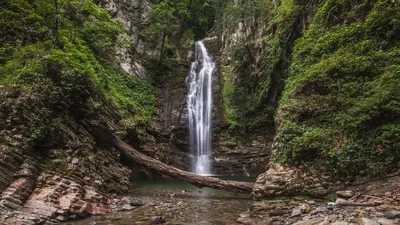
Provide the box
[158,34,166,65]
[113,137,254,193]
[89,126,254,193]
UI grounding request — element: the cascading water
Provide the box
[187,41,215,175]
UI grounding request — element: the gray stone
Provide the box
[335,198,347,204]
[387,211,400,219]
[55,215,66,221]
[291,208,302,217]
[121,204,135,211]
[336,190,355,198]
[360,218,379,225]
[384,192,392,197]
[149,216,165,224]
[71,158,79,164]
[331,222,350,225]
[377,218,396,225]
[310,206,329,215]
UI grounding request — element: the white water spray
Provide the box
[187,41,215,175]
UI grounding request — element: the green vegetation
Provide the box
[0,0,156,137]
[143,0,216,65]
[1,0,399,177]
[217,0,305,131]
[275,0,400,175]
[217,0,399,174]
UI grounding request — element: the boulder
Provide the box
[336,190,355,198]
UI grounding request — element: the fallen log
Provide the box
[88,125,255,193]
[113,137,254,193]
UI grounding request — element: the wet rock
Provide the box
[359,217,379,225]
[149,215,165,224]
[291,208,302,217]
[336,190,355,198]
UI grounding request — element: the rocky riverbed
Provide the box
[66,177,254,224]
[62,175,400,225]
[240,175,400,225]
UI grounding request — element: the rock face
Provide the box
[253,164,343,197]
[213,133,272,176]
[98,0,151,55]
[0,92,131,223]
[98,0,152,78]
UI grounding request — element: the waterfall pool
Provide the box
[66,176,255,225]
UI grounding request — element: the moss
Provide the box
[275,0,400,175]
[0,0,156,133]
[218,0,305,132]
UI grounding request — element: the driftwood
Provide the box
[88,125,255,193]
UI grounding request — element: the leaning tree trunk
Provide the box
[114,137,254,193]
[90,126,253,193]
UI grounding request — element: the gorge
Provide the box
[0,0,399,224]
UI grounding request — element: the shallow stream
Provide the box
[67,177,255,225]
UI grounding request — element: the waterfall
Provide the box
[187,41,215,175]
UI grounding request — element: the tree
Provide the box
[147,0,177,64]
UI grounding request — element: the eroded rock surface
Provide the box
[253,163,343,197]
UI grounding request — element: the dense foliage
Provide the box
[215,0,400,175]
[217,0,307,131]
[144,0,216,64]
[1,0,399,176]
[0,0,156,135]
[216,0,399,175]
[275,0,400,175]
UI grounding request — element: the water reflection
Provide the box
[66,177,254,224]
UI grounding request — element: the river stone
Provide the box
[387,210,400,219]
[121,204,135,211]
[335,198,347,204]
[292,218,324,225]
[377,218,396,225]
[149,216,165,224]
[291,208,302,217]
[310,206,329,215]
[360,218,379,225]
[336,190,354,198]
